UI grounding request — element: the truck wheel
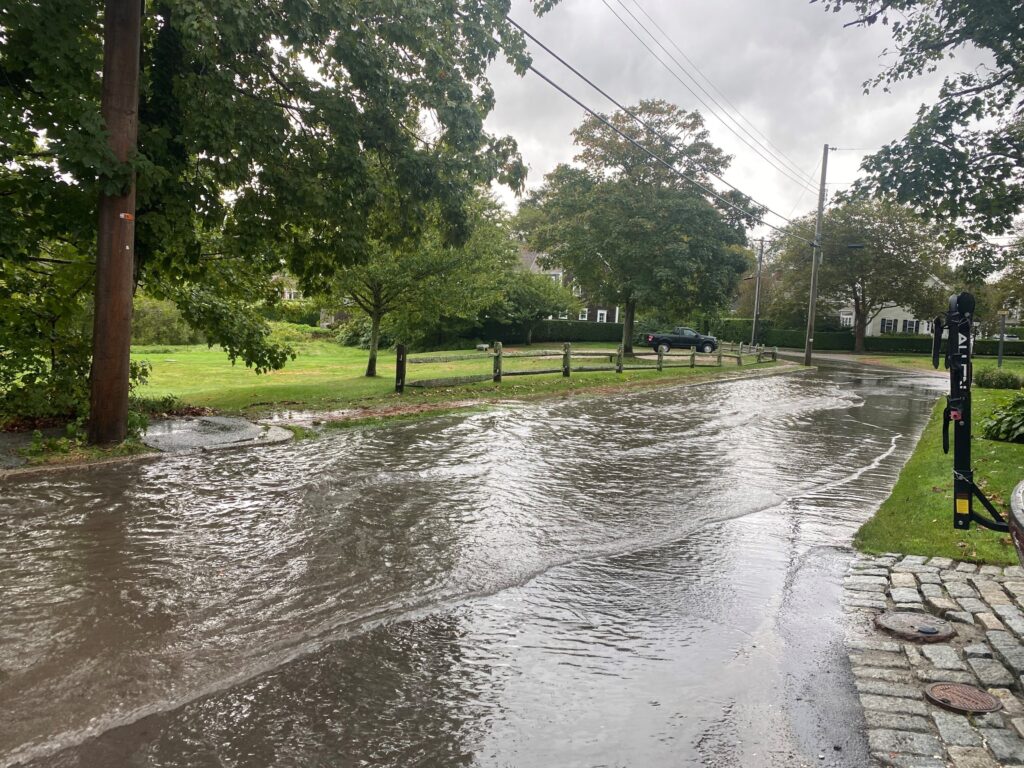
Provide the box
[657,342,671,354]
[701,343,714,353]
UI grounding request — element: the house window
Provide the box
[880,318,898,334]
[558,310,569,320]
[578,308,589,321]
[572,284,582,297]
[549,272,562,284]
[902,319,920,335]
[839,312,853,328]
[597,309,608,323]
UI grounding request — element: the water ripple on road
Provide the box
[0,368,943,767]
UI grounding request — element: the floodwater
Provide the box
[0,367,944,767]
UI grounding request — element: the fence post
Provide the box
[717,347,722,367]
[773,346,778,361]
[616,345,623,374]
[562,342,571,377]
[657,346,663,372]
[737,350,743,366]
[690,348,695,368]
[395,344,407,393]
[493,341,503,383]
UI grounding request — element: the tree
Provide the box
[496,271,579,345]
[518,100,758,355]
[327,195,515,377]
[1,1,545,436]
[817,0,1024,258]
[771,199,946,351]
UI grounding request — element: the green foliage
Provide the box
[767,199,944,351]
[264,322,335,344]
[1,0,546,426]
[326,193,516,374]
[975,368,1023,390]
[259,299,321,327]
[175,287,295,374]
[973,339,1024,357]
[534,321,624,343]
[132,293,204,345]
[817,0,1024,246]
[764,329,857,351]
[982,393,1024,443]
[519,100,759,351]
[335,316,395,350]
[489,271,578,343]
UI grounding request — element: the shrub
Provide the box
[267,321,335,344]
[982,393,1024,443]
[259,299,321,326]
[334,316,394,349]
[132,294,205,345]
[974,367,1023,390]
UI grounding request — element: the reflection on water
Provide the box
[0,369,943,767]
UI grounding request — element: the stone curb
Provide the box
[846,553,1024,767]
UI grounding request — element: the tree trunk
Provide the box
[525,322,533,346]
[88,0,142,445]
[854,313,867,353]
[622,298,636,356]
[365,313,382,377]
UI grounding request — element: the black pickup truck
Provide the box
[643,327,718,354]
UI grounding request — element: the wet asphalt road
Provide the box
[0,367,944,767]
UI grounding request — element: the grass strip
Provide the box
[856,388,1024,564]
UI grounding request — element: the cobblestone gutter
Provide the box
[847,553,1024,767]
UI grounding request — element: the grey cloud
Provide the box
[485,0,967,235]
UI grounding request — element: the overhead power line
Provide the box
[508,17,812,239]
[600,0,820,195]
[519,60,815,246]
[624,0,818,191]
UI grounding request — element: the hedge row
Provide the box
[757,330,1024,356]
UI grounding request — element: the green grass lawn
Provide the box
[132,340,779,416]
[856,388,1024,564]
[860,353,1024,376]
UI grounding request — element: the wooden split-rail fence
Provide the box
[394,342,777,393]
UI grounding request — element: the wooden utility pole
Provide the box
[750,238,764,346]
[803,144,830,367]
[88,0,142,444]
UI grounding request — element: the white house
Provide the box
[837,306,934,337]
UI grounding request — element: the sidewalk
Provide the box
[846,553,1024,767]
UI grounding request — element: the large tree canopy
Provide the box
[519,100,760,354]
[817,0,1024,257]
[769,199,946,351]
[0,0,548,421]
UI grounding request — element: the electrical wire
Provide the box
[600,0,820,195]
[620,0,820,190]
[508,18,814,241]
[522,62,815,246]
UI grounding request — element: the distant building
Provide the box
[836,306,934,337]
[519,249,619,323]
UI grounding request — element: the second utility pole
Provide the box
[750,238,764,346]
[803,144,830,367]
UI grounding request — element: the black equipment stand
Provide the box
[931,292,1009,533]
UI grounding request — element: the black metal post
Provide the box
[395,344,407,393]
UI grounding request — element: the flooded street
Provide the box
[1,368,943,767]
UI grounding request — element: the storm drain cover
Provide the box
[925,683,1002,714]
[875,612,956,643]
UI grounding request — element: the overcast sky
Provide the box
[482,0,971,241]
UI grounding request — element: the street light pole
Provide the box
[750,238,764,346]
[803,143,830,367]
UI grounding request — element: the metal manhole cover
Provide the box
[925,683,1002,714]
[875,611,956,643]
